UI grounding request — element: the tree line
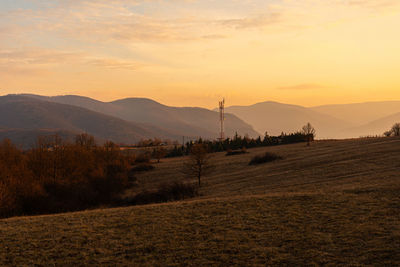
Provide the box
[166,130,314,158]
[0,134,133,218]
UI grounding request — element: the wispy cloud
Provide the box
[0,48,144,71]
[343,0,398,9]
[0,49,83,65]
[218,13,281,29]
[277,84,326,91]
[87,58,143,70]
[2,0,399,46]
[0,1,284,45]
[1,0,400,107]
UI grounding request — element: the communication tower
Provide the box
[219,98,225,141]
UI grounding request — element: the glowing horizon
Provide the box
[1,0,400,109]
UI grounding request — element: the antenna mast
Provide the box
[219,98,225,141]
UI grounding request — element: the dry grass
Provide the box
[133,137,400,197]
[1,137,400,265]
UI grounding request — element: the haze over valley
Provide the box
[223,100,400,139]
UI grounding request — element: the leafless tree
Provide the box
[302,122,316,146]
[75,133,96,149]
[385,123,400,137]
[182,143,213,187]
[153,146,167,163]
[392,123,400,136]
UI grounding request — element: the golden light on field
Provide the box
[1,0,400,108]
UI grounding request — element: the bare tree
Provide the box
[392,123,400,136]
[182,143,213,187]
[153,146,167,163]
[75,133,96,149]
[302,122,316,146]
[385,123,400,137]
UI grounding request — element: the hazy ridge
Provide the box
[0,95,180,147]
[1,94,399,147]
[0,94,258,147]
[223,100,400,139]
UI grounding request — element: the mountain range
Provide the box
[311,101,400,125]
[1,94,399,148]
[0,94,258,148]
[25,94,258,139]
[222,100,400,139]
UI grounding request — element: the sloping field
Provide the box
[1,138,399,265]
[134,137,400,197]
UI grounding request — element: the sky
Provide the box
[0,0,400,109]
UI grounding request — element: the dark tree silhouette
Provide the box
[153,146,167,163]
[385,123,400,137]
[182,143,213,187]
[302,122,316,146]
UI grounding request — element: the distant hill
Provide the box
[223,101,354,139]
[311,101,400,126]
[346,112,400,137]
[0,95,180,147]
[5,95,400,142]
[26,94,259,139]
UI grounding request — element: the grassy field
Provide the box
[1,137,400,265]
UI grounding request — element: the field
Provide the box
[1,137,400,265]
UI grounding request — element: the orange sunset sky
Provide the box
[1,0,400,108]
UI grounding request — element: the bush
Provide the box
[135,152,151,163]
[226,149,248,156]
[124,182,198,205]
[131,163,155,172]
[249,152,282,165]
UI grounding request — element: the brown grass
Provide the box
[1,137,400,265]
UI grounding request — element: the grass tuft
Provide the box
[131,163,155,173]
[123,181,198,205]
[249,152,282,165]
[226,149,248,156]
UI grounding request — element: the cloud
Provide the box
[277,84,326,90]
[1,0,399,74]
[68,13,282,44]
[71,17,204,43]
[201,34,227,40]
[0,48,144,71]
[87,58,143,70]
[218,13,281,29]
[343,0,398,9]
[0,1,285,45]
[0,49,82,65]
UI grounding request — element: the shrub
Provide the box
[249,152,282,165]
[135,152,151,163]
[152,146,167,163]
[226,149,248,156]
[124,182,198,205]
[131,163,155,172]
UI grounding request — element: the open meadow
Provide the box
[1,137,399,265]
